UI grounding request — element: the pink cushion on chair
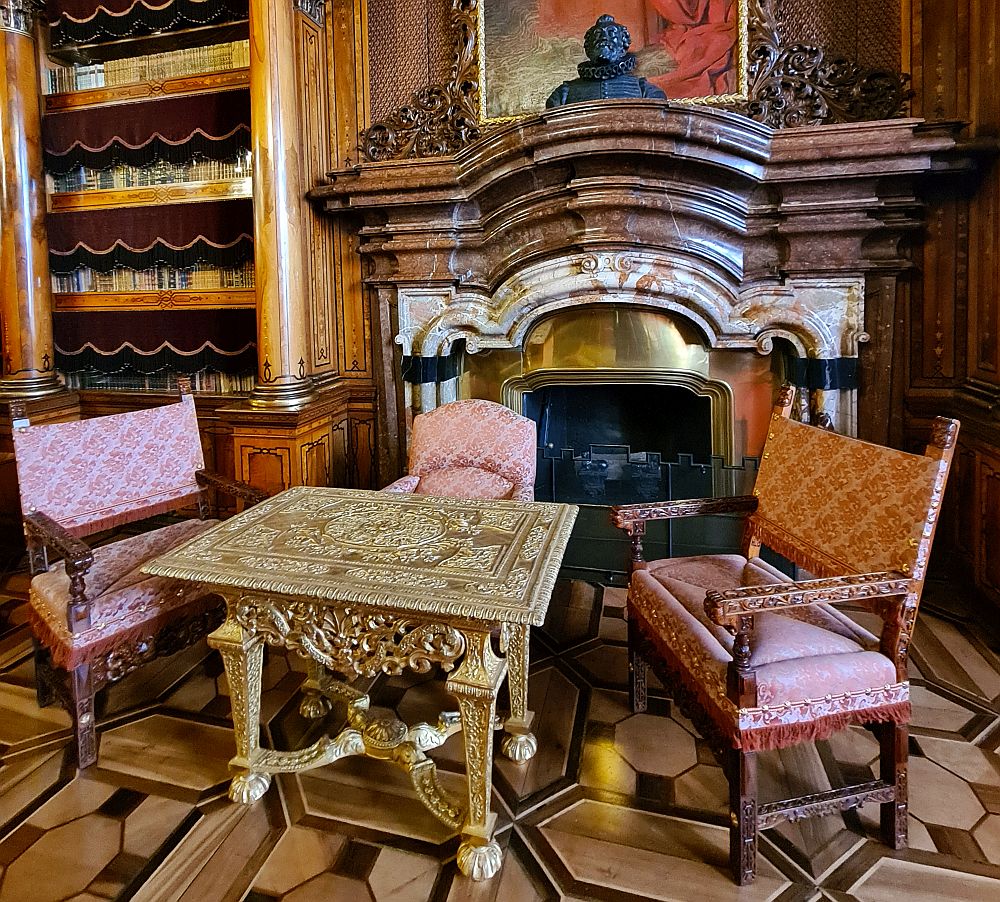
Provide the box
[29,518,219,669]
[632,553,901,749]
[412,467,515,500]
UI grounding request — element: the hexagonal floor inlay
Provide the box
[615,713,698,777]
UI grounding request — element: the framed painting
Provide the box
[479,0,749,122]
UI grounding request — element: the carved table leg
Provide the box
[299,656,334,719]
[499,623,536,763]
[447,629,507,881]
[209,618,271,803]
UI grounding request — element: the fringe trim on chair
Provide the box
[739,702,911,752]
[28,591,223,672]
[57,490,204,537]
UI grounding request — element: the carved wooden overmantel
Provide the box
[314,102,979,476]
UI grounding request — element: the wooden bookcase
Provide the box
[40,1,256,397]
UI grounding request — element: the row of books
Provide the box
[52,262,255,293]
[50,153,252,193]
[60,369,257,393]
[45,40,251,94]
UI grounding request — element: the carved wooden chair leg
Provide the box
[627,619,647,714]
[70,663,99,768]
[728,747,758,885]
[878,721,908,849]
[33,640,56,708]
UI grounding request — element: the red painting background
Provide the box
[532,0,737,97]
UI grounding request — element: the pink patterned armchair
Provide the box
[383,399,537,501]
[11,382,265,768]
[612,387,959,884]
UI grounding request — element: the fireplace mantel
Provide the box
[313,102,977,471]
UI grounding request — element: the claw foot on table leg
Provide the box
[229,771,271,804]
[457,838,503,881]
[500,730,537,764]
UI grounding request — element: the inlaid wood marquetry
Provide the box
[43,68,250,112]
[49,178,252,212]
[54,288,255,312]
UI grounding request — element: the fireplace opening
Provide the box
[525,383,713,505]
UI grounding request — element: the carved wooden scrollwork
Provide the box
[362,0,480,162]
[745,0,908,127]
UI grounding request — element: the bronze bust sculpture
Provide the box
[545,14,668,108]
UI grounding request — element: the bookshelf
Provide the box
[41,0,256,396]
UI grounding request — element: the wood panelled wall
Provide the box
[903,1,1000,611]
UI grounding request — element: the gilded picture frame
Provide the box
[479,0,750,123]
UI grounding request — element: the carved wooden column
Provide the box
[247,0,316,408]
[0,1,61,399]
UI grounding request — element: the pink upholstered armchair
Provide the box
[11,382,265,768]
[612,387,959,885]
[383,399,537,501]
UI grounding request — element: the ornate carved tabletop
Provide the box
[143,486,578,880]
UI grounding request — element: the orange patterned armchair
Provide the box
[612,388,959,884]
[383,399,537,501]
[11,383,265,768]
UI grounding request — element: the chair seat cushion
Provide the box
[413,467,515,500]
[29,518,222,670]
[631,554,907,751]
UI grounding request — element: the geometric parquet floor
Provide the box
[1,579,999,901]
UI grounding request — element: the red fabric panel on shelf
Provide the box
[46,199,253,254]
[43,91,250,156]
[54,308,257,354]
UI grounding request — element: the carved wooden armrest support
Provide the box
[705,571,912,627]
[611,496,758,572]
[611,495,758,530]
[196,469,268,506]
[23,511,96,632]
[23,511,94,574]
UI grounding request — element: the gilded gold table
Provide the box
[143,486,577,880]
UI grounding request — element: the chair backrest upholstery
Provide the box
[747,414,957,582]
[408,399,537,486]
[13,394,206,536]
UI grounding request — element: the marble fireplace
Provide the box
[315,100,970,481]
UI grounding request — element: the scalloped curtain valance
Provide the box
[48,233,254,274]
[45,0,248,46]
[43,91,250,172]
[54,308,256,355]
[46,198,253,253]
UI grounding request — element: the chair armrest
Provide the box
[195,470,268,506]
[382,475,420,494]
[23,511,94,576]
[704,571,912,627]
[611,495,758,530]
[23,511,96,632]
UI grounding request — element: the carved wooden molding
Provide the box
[745,0,908,127]
[362,0,480,162]
[362,0,910,163]
[0,0,42,36]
